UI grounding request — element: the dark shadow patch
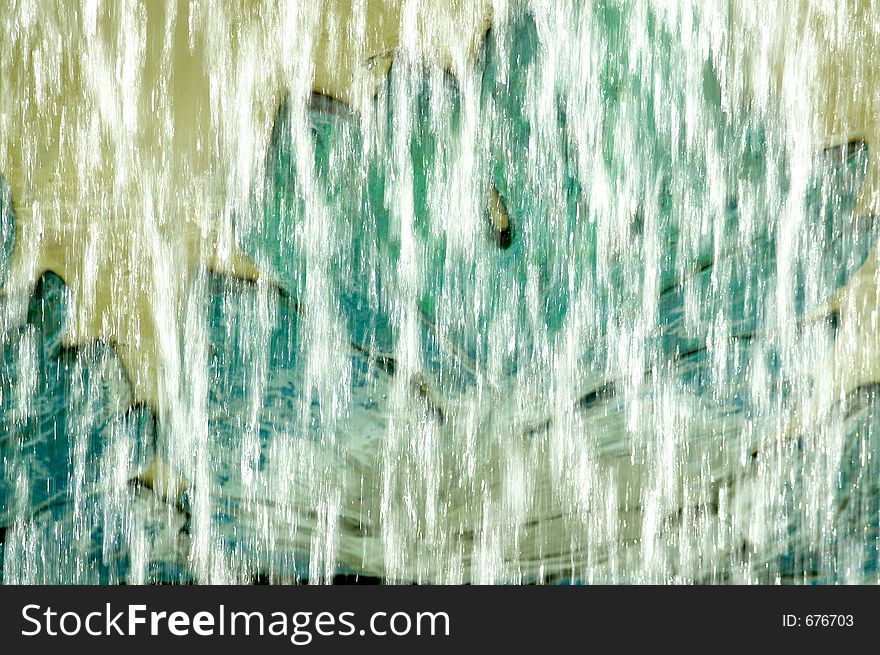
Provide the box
[412,373,446,423]
[575,383,615,412]
[488,185,513,250]
[351,341,396,376]
[822,139,867,163]
[251,572,272,585]
[524,418,552,439]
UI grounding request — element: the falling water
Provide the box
[2,0,880,584]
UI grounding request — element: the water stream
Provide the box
[2,0,880,584]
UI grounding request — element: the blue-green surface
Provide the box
[1,7,879,584]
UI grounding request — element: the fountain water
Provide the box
[1,0,880,584]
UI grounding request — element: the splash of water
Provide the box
[2,0,880,584]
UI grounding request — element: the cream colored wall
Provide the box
[0,0,491,411]
[727,0,880,211]
[759,0,880,429]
